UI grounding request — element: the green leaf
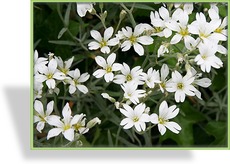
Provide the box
[64,3,72,27]
[205,121,227,146]
[49,40,76,46]
[58,27,67,39]
[107,130,114,146]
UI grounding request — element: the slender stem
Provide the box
[114,18,122,34]
[95,13,107,29]
[54,94,60,116]
[115,126,121,146]
[120,3,136,28]
[62,85,67,109]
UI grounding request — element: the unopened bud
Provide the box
[119,10,127,20]
[86,117,101,129]
[90,8,97,15]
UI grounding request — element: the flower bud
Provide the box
[119,10,127,20]
[90,8,97,15]
[86,117,101,129]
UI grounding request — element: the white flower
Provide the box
[120,25,153,56]
[76,3,94,17]
[71,114,89,134]
[166,71,196,103]
[34,100,59,133]
[68,68,90,94]
[166,9,195,50]
[150,7,179,38]
[34,50,48,75]
[93,53,121,82]
[55,56,74,75]
[150,101,181,135]
[188,12,222,42]
[34,59,65,89]
[157,43,169,57]
[47,103,75,141]
[194,41,223,73]
[208,8,227,41]
[159,64,170,93]
[141,67,161,88]
[88,27,119,54]
[34,81,43,100]
[113,63,144,85]
[120,103,150,132]
[121,82,146,105]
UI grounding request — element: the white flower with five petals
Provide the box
[68,68,90,94]
[120,25,153,56]
[34,100,60,133]
[166,71,196,102]
[35,59,65,89]
[120,103,150,132]
[113,63,144,85]
[150,101,181,135]
[88,27,119,54]
[93,53,121,82]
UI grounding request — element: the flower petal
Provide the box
[88,41,101,50]
[107,53,116,66]
[46,101,54,116]
[36,121,45,133]
[104,27,114,41]
[133,42,144,56]
[63,128,75,141]
[95,56,107,68]
[137,36,153,45]
[90,30,102,42]
[77,84,89,94]
[158,124,166,135]
[47,128,62,140]
[93,69,106,78]
[164,121,182,134]
[34,100,44,116]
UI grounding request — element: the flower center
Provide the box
[106,66,112,73]
[158,117,168,124]
[179,28,189,36]
[47,73,53,79]
[129,35,137,44]
[100,39,107,47]
[74,123,83,131]
[60,68,68,75]
[133,116,139,122]
[154,27,163,33]
[38,115,46,122]
[126,74,133,81]
[177,82,184,90]
[74,79,79,85]
[160,82,166,89]
[63,124,71,131]
[200,32,209,38]
[201,54,207,60]
[214,27,223,33]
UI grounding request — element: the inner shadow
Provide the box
[5,86,193,160]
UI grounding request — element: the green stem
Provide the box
[120,3,136,28]
[115,126,121,146]
[62,85,67,109]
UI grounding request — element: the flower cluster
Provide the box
[34,2,227,146]
[85,3,226,135]
[34,100,101,141]
[33,51,101,142]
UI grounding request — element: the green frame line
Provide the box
[30,0,230,150]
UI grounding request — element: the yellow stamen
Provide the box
[177,82,184,90]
